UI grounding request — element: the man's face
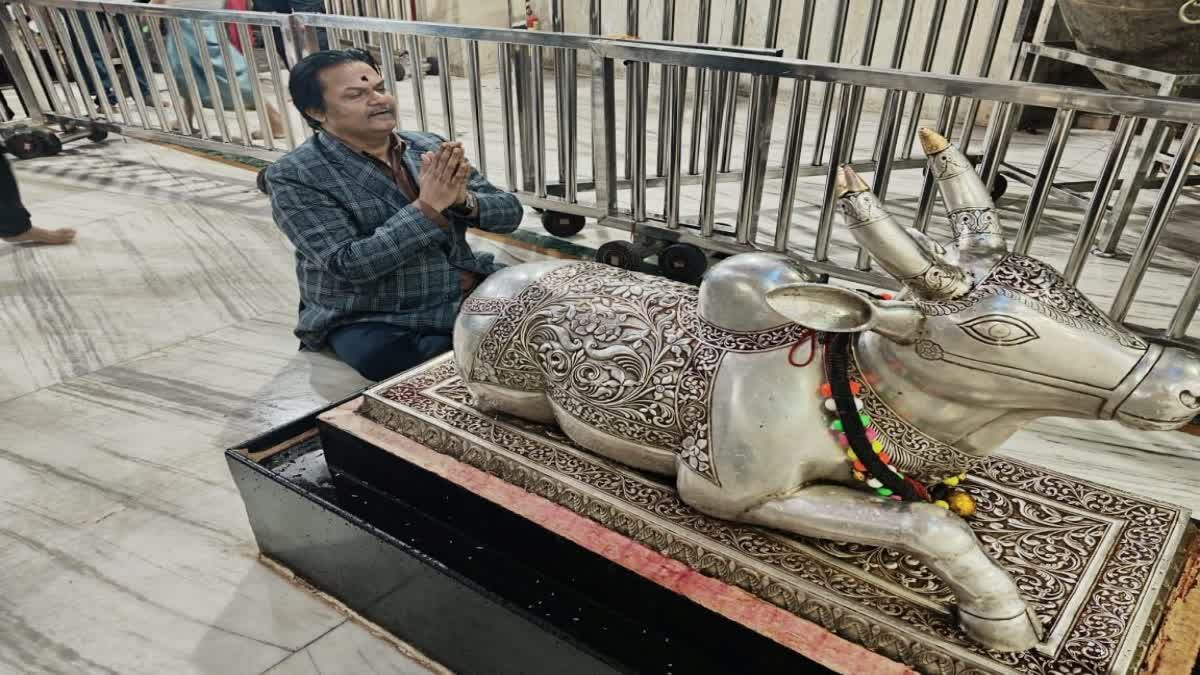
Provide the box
[310,60,397,137]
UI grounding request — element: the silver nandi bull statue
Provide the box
[451,129,1200,652]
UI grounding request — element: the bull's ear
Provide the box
[765,283,925,344]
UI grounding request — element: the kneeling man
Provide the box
[266,49,523,381]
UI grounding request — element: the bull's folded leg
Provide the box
[740,484,1042,652]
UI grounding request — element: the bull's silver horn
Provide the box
[919,128,1007,256]
[836,166,972,300]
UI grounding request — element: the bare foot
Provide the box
[3,226,77,245]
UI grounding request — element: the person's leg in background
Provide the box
[252,0,293,67]
[286,0,330,51]
[326,322,452,382]
[0,153,75,245]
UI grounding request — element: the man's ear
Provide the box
[765,283,925,344]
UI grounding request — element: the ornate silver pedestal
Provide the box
[349,354,1194,675]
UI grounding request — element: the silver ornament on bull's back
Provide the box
[451,129,1200,653]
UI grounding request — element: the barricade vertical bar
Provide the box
[718,0,748,172]
[1013,108,1076,254]
[811,0,849,165]
[978,100,1013,188]
[467,39,487,175]
[958,0,1008,150]
[941,0,979,140]
[814,85,854,261]
[592,54,617,214]
[125,14,169,127]
[902,0,947,159]
[843,0,884,156]
[664,65,684,229]
[623,0,639,180]
[699,69,727,237]
[191,18,232,142]
[72,11,122,121]
[83,10,133,126]
[380,33,401,125]
[589,0,602,185]
[778,0,815,172]
[1064,115,1135,283]
[686,0,711,175]
[238,23,274,150]
[144,17,190,135]
[1168,266,1200,339]
[215,20,252,144]
[654,0,675,177]
[565,46,578,202]
[29,6,81,116]
[436,38,455,140]
[630,61,647,221]
[263,23,298,148]
[108,11,154,129]
[1098,121,1173,255]
[735,73,778,246]
[166,18,211,138]
[0,4,45,120]
[498,43,518,191]
[1110,124,1200,322]
[551,0,568,192]
[856,89,903,270]
[531,45,547,198]
[407,34,427,131]
[53,10,105,120]
[873,0,914,163]
[11,6,61,116]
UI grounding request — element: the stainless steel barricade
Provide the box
[0,0,1195,346]
[588,39,1200,346]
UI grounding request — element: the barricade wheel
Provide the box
[87,126,109,142]
[426,56,439,77]
[540,210,586,237]
[32,129,62,155]
[5,132,43,160]
[395,62,407,82]
[596,240,642,270]
[658,243,708,284]
[257,167,270,195]
[990,174,1008,202]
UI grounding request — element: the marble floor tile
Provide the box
[0,190,296,402]
[0,311,370,675]
[264,621,441,675]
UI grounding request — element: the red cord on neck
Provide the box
[788,332,817,367]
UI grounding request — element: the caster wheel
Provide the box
[32,129,62,155]
[596,240,642,270]
[257,167,270,195]
[990,174,1008,202]
[658,243,708,284]
[87,126,109,142]
[426,56,439,77]
[5,132,43,159]
[540,210,586,237]
[395,62,407,82]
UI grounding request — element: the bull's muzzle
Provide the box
[1114,347,1200,431]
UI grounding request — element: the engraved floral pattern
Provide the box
[467,262,811,485]
[367,360,1185,675]
[919,255,1147,350]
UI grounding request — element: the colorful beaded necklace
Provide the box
[813,331,974,515]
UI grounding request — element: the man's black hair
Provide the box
[288,48,380,130]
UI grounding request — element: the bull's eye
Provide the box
[958,315,1040,346]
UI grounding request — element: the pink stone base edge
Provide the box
[320,399,917,675]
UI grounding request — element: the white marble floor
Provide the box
[2,88,1199,673]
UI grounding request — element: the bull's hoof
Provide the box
[958,605,1043,652]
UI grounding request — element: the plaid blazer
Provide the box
[266,130,525,350]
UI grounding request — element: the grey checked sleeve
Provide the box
[269,167,449,284]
